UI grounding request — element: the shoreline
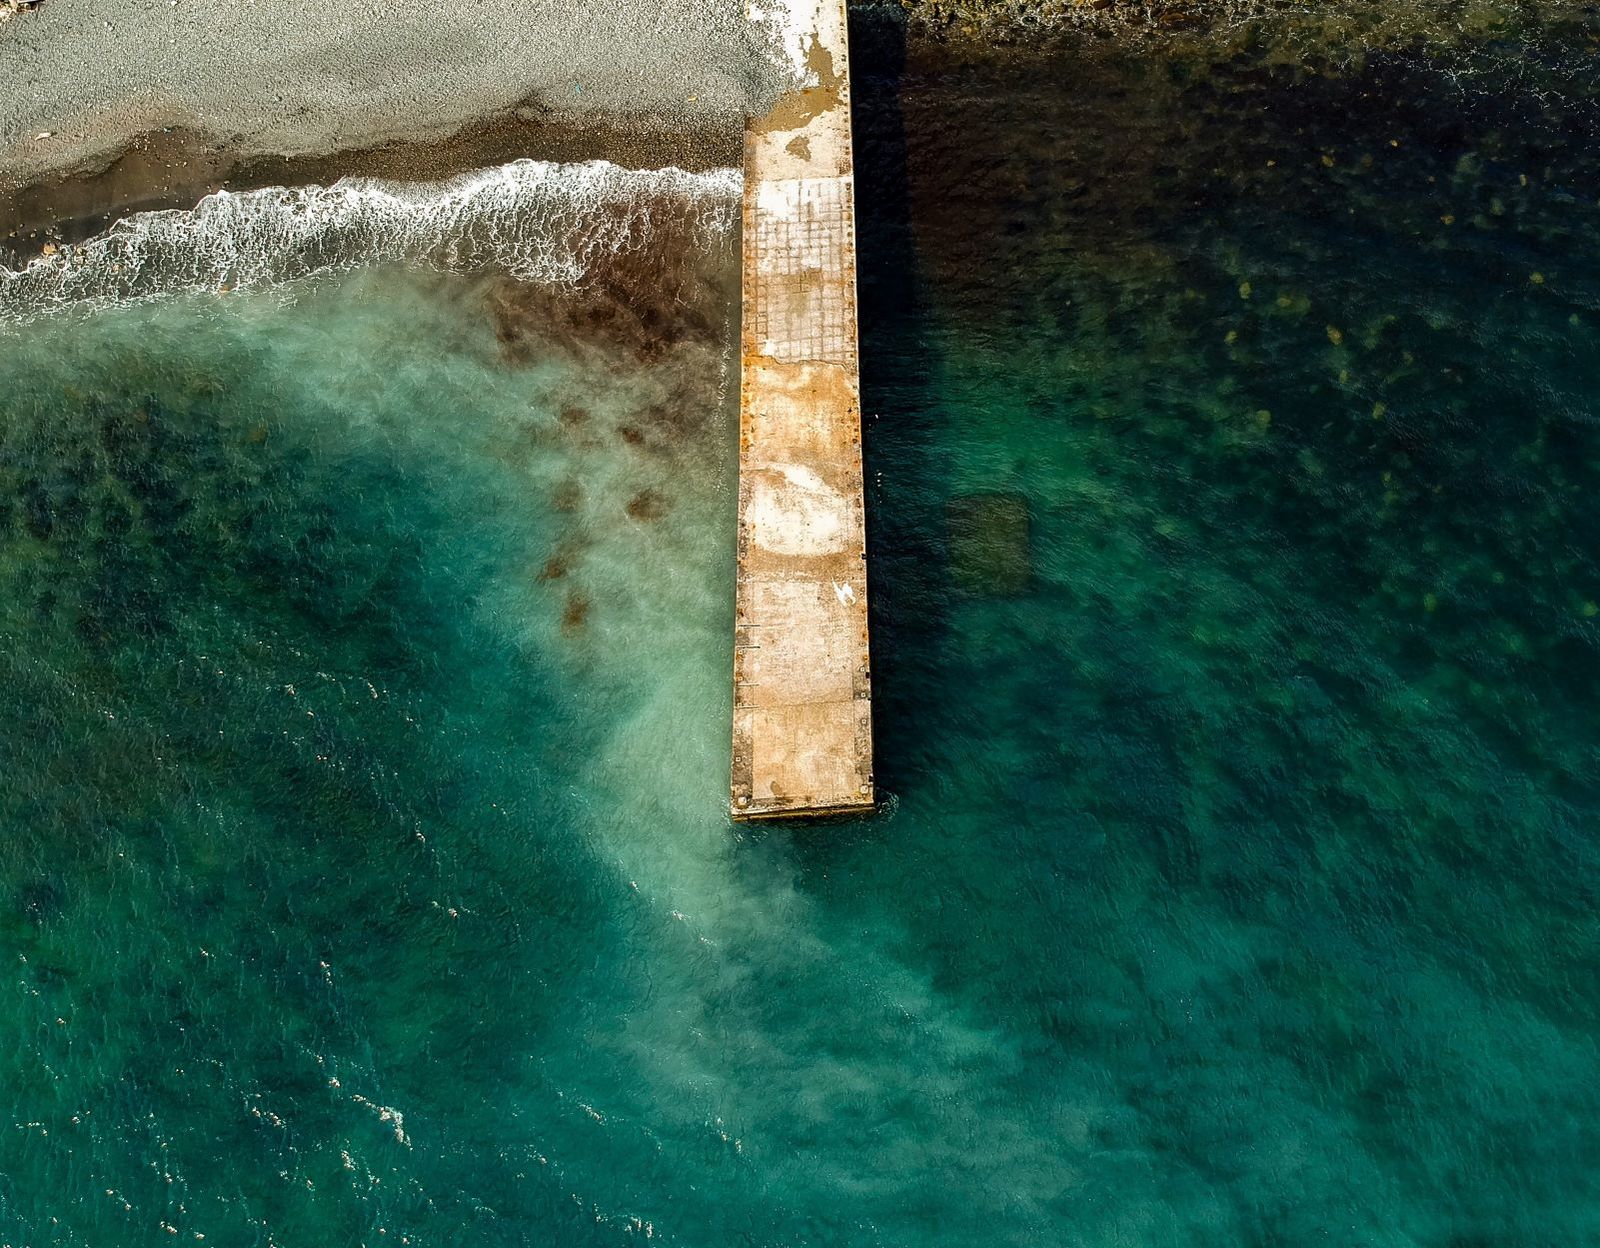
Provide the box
[0,105,742,263]
[0,0,787,260]
[7,0,1591,264]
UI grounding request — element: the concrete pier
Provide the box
[730,0,874,819]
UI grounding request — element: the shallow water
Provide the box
[5,16,1600,1248]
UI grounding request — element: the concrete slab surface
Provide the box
[731,0,873,819]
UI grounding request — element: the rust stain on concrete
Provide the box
[732,0,874,820]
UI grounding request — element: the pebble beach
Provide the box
[0,0,791,248]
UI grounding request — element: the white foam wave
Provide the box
[0,158,742,321]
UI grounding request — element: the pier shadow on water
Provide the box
[849,2,958,819]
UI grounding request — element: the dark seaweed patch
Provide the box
[625,489,668,522]
[561,590,590,633]
[484,198,730,367]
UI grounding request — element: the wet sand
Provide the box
[0,107,742,260]
[0,0,785,258]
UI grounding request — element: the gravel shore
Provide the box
[0,0,791,246]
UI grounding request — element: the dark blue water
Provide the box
[3,17,1600,1246]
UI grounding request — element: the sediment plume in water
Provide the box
[0,160,741,322]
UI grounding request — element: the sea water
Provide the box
[3,16,1600,1247]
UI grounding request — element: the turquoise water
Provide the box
[5,20,1600,1247]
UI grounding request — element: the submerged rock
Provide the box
[888,0,1590,78]
[948,491,1032,595]
[19,877,62,927]
[625,489,668,522]
[561,590,590,634]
